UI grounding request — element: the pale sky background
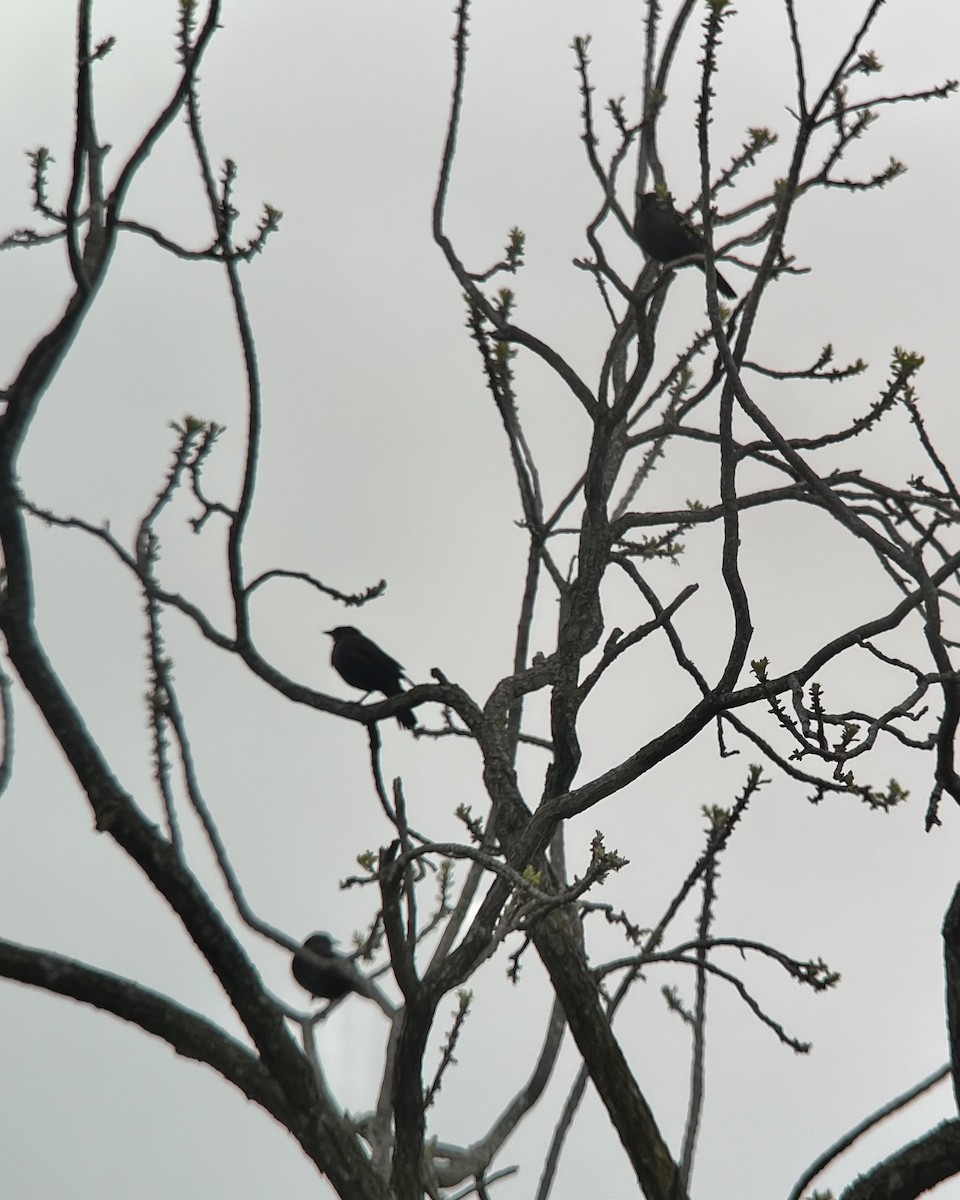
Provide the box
[1,2,959,1198]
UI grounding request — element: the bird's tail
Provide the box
[383,681,417,730]
[714,267,736,299]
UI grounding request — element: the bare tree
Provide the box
[1,2,958,1199]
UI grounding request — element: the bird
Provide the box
[292,932,368,1001]
[326,625,417,730]
[635,191,736,299]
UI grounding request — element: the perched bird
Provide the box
[292,933,367,1001]
[635,191,736,299]
[326,625,417,730]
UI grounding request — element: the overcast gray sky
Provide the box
[1,2,959,1198]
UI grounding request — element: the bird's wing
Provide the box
[358,639,405,679]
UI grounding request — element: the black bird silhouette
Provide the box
[635,192,736,299]
[292,933,368,1001]
[326,625,417,730]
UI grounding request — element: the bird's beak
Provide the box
[324,629,335,636]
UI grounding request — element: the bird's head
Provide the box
[326,626,359,641]
[303,926,340,955]
[303,932,337,955]
[641,190,673,211]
